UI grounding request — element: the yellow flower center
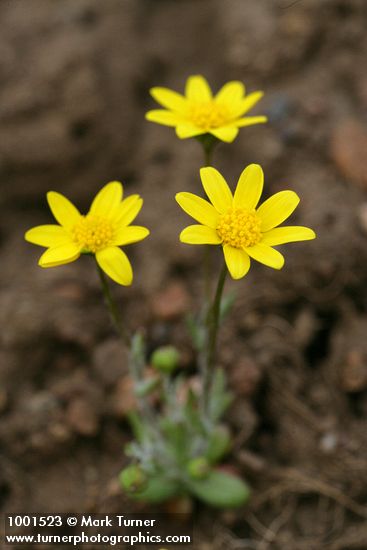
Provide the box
[189,101,229,130]
[72,214,115,253]
[217,208,262,248]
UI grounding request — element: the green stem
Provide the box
[200,133,218,166]
[202,262,227,418]
[204,144,212,166]
[96,262,130,346]
[96,262,159,430]
[207,263,227,371]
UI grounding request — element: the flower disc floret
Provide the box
[217,208,261,248]
[189,101,229,130]
[72,214,115,253]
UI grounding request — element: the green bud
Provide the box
[187,457,210,480]
[119,464,148,494]
[151,346,180,374]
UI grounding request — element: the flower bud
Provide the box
[151,346,180,374]
[187,457,210,480]
[119,464,147,493]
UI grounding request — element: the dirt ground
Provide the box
[1,0,367,548]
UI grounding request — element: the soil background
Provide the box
[1,0,367,548]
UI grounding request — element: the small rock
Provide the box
[230,358,262,397]
[293,307,318,349]
[319,432,338,454]
[151,281,190,321]
[24,391,59,417]
[330,119,367,189]
[65,397,99,436]
[48,422,73,443]
[92,339,129,386]
[110,376,136,419]
[340,350,367,392]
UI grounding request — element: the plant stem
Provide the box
[202,262,227,419]
[96,262,159,429]
[96,262,130,346]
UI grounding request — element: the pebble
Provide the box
[340,350,367,392]
[65,397,99,436]
[230,358,262,397]
[109,376,137,419]
[92,338,129,386]
[330,119,367,189]
[151,281,190,321]
[319,432,338,454]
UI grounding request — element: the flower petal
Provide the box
[232,91,264,117]
[90,181,123,219]
[236,116,268,127]
[210,126,239,143]
[114,195,143,226]
[257,191,300,231]
[245,243,284,270]
[223,245,250,280]
[38,243,81,268]
[175,192,219,228]
[114,226,150,246]
[200,167,233,213]
[25,225,70,247]
[150,87,187,113]
[261,226,316,246]
[47,192,81,230]
[215,81,245,104]
[180,225,222,245]
[234,164,264,210]
[185,75,212,101]
[146,109,182,127]
[96,246,133,286]
[176,123,204,139]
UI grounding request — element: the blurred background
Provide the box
[1,0,367,547]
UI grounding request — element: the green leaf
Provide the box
[130,331,146,374]
[160,419,189,464]
[134,376,160,397]
[208,368,233,422]
[132,476,181,503]
[188,470,250,508]
[185,313,206,350]
[219,290,237,322]
[127,411,146,444]
[206,425,231,464]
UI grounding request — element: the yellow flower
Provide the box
[25,182,150,286]
[176,165,316,280]
[146,75,267,143]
